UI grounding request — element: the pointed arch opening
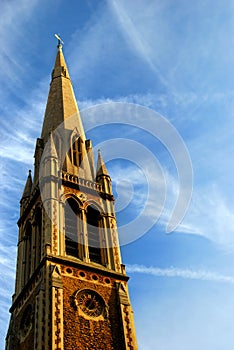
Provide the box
[71,134,83,168]
[24,221,32,284]
[86,206,102,264]
[34,207,42,268]
[65,198,80,257]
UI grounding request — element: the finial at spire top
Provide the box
[54,34,64,49]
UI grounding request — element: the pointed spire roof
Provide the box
[41,42,85,143]
[22,170,32,199]
[96,149,109,178]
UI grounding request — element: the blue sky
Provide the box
[1,0,234,349]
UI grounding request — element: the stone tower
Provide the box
[5,40,138,350]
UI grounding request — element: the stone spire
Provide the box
[96,150,113,196]
[96,149,109,179]
[21,170,32,200]
[41,41,85,143]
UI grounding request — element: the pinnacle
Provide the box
[96,149,109,178]
[22,170,32,200]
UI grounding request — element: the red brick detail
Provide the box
[62,270,125,350]
[123,305,134,350]
[54,287,62,349]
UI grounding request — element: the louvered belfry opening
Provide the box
[65,198,79,257]
[87,206,102,264]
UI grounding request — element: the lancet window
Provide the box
[86,206,102,264]
[71,135,83,168]
[65,198,80,257]
[34,207,42,268]
[24,222,32,284]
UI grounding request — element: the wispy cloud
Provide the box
[0,0,39,93]
[110,165,227,250]
[177,186,234,248]
[0,79,47,163]
[108,0,171,91]
[0,244,17,345]
[127,264,234,284]
[80,96,234,249]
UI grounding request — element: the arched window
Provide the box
[34,207,42,268]
[72,136,82,168]
[24,222,32,284]
[65,198,79,257]
[86,206,102,264]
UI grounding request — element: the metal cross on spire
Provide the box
[54,34,64,47]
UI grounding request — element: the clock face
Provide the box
[77,290,104,317]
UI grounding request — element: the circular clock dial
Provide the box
[77,290,104,317]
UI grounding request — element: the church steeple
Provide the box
[41,43,85,143]
[6,39,138,350]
